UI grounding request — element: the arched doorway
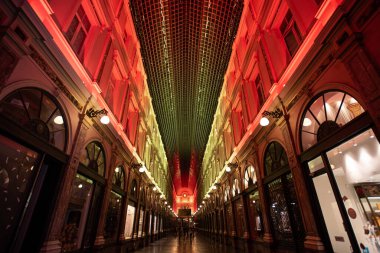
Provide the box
[0,87,68,252]
[300,90,380,253]
[264,141,304,248]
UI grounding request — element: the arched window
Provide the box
[301,91,364,150]
[130,179,138,198]
[244,165,257,189]
[0,88,67,150]
[113,165,125,189]
[232,178,240,197]
[82,141,106,176]
[224,185,230,202]
[264,142,289,176]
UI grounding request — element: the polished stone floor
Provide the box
[98,234,303,253]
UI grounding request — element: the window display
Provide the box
[124,204,136,239]
[248,191,263,237]
[0,135,39,251]
[327,130,380,252]
[104,191,122,241]
[61,174,94,251]
[138,209,144,237]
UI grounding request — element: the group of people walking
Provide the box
[176,222,195,240]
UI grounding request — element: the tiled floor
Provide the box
[98,234,305,253]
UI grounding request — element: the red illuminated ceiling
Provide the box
[129,0,243,191]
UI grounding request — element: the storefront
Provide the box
[104,165,125,243]
[124,179,138,239]
[243,165,263,240]
[0,88,68,253]
[62,141,106,251]
[232,177,246,238]
[137,189,145,238]
[300,90,380,253]
[264,141,305,248]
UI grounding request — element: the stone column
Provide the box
[40,113,91,253]
[279,105,324,251]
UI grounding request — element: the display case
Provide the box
[355,184,380,230]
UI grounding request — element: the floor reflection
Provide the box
[98,234,305,253]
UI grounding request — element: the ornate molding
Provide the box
[29,47,83,111]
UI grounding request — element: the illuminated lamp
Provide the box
[100,115,110,124]
[86,108,109,124]
[261,108,283,126]
[165,201,167,205]
[139,165,146,173]
[53,115,64,125]
[260,117,269,126]
[153,187,157,191]
[212,185,217,190]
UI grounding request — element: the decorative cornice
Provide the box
[29,46,83,111]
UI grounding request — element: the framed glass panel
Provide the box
[104,191,122,241]
[138,209,144,237]
[301,91,364,150]
[81,142,106,177]
[0,135,40,251]
[264,142,288,176]
[124,204,136,239]
[0,88,67,150]
[327,130,380,252]
[113,165,125,189]
[248,191,263,237]
[244,165,257,189]
[61,174,94,251]
[267,178,293,241]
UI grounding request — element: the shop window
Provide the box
[61,174,94,251]
[264,142,289,176]
[124,202,136,239]
[81,142,106,177]
[65,5,91,57]
[280,10,302,57]
[112,165,125,189]
[138,208,144,237]
[248,191,263,238]
[264,142,304,243]
[104,191,122,240]
[0,88,67,151]
[244,165,257,189]
[130,179,138,199]
[232,178,240,197]
[0,136,39,251]
[301,91,364,151]
[307,130,380,252]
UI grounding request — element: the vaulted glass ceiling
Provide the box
[129,0,243,188]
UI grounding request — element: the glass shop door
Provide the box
[307,130,380,253]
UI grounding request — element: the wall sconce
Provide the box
[226,162,238,173]
[130,163,146,173]
[86,107,110,124]
[260,108,283,126]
